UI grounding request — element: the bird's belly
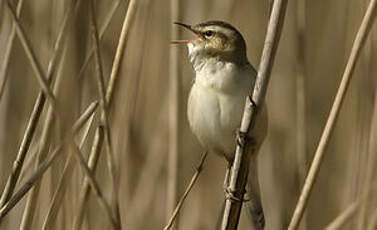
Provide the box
[188,84,247,159]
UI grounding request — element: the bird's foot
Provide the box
[236,128,248,148]
[224,187,249,203]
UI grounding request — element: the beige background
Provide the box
[0,0,376,229]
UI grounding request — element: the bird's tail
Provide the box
[246,155,265,230]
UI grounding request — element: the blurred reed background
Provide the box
[0,0,376,229]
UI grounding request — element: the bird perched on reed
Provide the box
[172,20,268,229]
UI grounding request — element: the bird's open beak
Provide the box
[171,22,202,45]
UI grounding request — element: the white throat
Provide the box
[187,43,254,94]
[187,43,207,72]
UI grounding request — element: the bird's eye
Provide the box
[203,30,214,38]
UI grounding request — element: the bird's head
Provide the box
[172,21,248,65]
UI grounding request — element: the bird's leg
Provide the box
[223,158,248,202]
[224,129,256,203]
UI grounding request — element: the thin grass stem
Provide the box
[72,125,105,230]
[0,0,25,101]
[41,113,95,230]
[163,152,208,230]
[0,101,98,221]
[288,1,377,228]
[220,0,288,228]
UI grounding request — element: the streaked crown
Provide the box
[174,21,248,65]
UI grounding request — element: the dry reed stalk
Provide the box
[167,0,180,226]
[5,0,121,228]
[163,152,208,230]
[342,1,363,220]
[90,0,111,115]
[111,2,161,224]
[120,0,174,222]
[41,1,133,228]
[0,101,98,221]
[5,1,56,108]
[18,145,38,181]
[41,0,121,221]
[19,43,69,230]
[19,91,57,229]
[72,125,105,230]
[5,0,119,227]
[220,0,288,229]
[105,0,137,106]
[89,1,121,228]
[325,202,358,230]
[265,0,274,17]
[0,0,81,209]
[0,93,43,209]
[41,113,96,230]
[10,1,131,227]
[288,0,377,228]
[76,0,121,79]
[84,0,138,227]
[0,0,24,101]
[69,137,119,230]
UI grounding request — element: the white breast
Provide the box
[187,59,256,160]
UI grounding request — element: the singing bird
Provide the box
[172,21,268,229]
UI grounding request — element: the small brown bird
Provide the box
[173,21,268,229]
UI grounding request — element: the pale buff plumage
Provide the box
[187,42,267,161]
[174,21,268,229]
